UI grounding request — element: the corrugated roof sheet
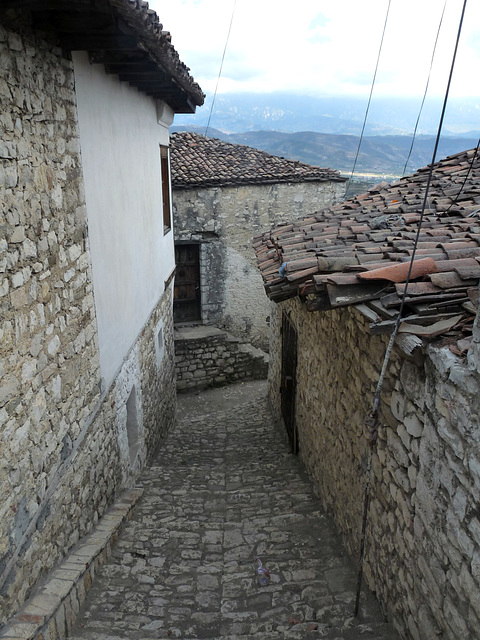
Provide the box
[254,147,480,351]
[170,132,347,189]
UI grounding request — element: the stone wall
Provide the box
[268,298,480,640]
[175,325,268,392]
[0,25,176,623]
[173,180,345,351]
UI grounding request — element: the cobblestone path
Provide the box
[71,381,398,639]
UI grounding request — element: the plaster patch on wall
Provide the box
[155,319,165,369]
[126,386,140,463]
[115,345,145,485]
[224,246,270,348]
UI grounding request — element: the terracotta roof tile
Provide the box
[170,132,347,189]
[254,147,480,346]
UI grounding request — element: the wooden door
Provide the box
[174,244,201,323]
[281,311,299,454]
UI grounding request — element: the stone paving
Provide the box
[70,381,399,640]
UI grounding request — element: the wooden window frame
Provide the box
[160,145,172,234]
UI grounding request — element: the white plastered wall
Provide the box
[72,52,174,387]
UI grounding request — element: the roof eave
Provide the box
[0,0,205,113]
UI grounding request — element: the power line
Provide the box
[204,0,236,137]
[346,0,392,198]
[444,138,480,214]
[354,0,469,618]
[402,0,448,177]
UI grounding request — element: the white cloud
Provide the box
[151,0,480,99]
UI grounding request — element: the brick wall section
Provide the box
[0,26,176,623]
[268,298,480,640]
[175,326,268,392]
[173,180,345,351]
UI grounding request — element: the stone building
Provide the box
[0,0,203,626]
[255,148,480,640]
[170,131,346,351]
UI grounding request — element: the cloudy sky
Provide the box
[149,0,480,100]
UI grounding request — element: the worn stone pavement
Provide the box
[71,381,399,640]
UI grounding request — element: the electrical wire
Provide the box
[402,0,448,177]
[444,138,480,214]
[204,0,236,138]
[354,0,469,618]
[346,0,392,198]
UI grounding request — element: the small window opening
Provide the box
[126,386,139,464]
[160,146,172,234]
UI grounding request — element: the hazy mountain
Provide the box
[172,92,479,184]
[171,126,478,181]
[174,92,480,138]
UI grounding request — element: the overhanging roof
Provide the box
[0,0,205,113]
[254,148,480,353]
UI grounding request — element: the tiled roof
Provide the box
[1,0,204,113]
[170,132,347,189]
[112,0,205,109]
[254,147,480,352]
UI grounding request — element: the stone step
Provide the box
[69,617,394,640]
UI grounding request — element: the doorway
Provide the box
[281,311,299,454]
[174,243,201,323]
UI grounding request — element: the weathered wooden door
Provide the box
[281,311,299,454]
[174,244,201,323]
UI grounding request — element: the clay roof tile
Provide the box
[170,132,346,189]
[254,147,480,345]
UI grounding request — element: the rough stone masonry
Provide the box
[0,23,176,624]
[268,298,480,640]
[173,179,346,352]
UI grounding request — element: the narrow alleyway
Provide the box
[71,381,398,640]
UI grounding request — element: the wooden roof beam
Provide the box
[59,34,140,51]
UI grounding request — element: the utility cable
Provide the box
[354,0,468,617]
[444,137,480,214]
[402,0,447,177]
[346,0,391,197]
[204,0,236,137]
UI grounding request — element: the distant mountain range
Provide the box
[172,125,478,182]
[174,92,480,138]
[172,92,479,182]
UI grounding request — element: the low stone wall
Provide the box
[268,299,480,640]
[174,325,268,392]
